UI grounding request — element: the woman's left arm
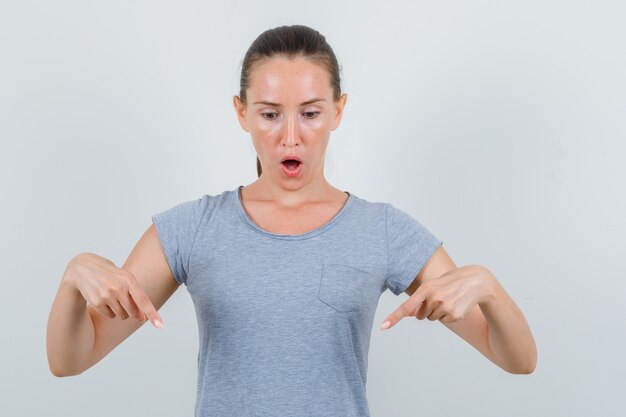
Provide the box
[381,247,537,374]
[474,266,538,374]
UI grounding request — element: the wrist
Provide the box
[61,260,84,301]
[476,265,498,307]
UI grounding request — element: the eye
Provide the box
[303,111,320,119]
[262,112,278,120]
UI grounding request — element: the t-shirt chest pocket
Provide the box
[317,263,370,312]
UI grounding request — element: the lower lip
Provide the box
[281,162,302,177]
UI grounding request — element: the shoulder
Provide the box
[151,190,230,229]
[346,193,387,215]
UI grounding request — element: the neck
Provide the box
[243,176,341,209]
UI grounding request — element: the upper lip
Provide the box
[281,155,302,163]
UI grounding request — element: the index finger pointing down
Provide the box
[129,284,164,330]
[380,291,426,330]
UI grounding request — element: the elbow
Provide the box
[508,361,536,375]
[49,359,70,377]
[49,363,67,378]
[505,352,537,375]
[48,359,85,378]
[47,350,64,377]
[513,363,536,375]
[47,349,68,377]
[49,366,83,378]
[523,353,538,374]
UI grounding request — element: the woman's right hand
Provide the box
[65,252,164,329]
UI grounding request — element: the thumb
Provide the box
[380,291,425,331]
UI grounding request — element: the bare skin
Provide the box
[46,53,536,379]
[234,56,536,374]
[239,184,350,235]
[46,227,175,377]
[233,55,350,219]
[46,55,351,377]
[382,253,537,374]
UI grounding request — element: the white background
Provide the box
[1,1,624,416]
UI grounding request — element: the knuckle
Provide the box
[98,287,114,300]
[116,276,130,291]
[109,282,123,294]
[120,269,136,283]
[98,284,119,302]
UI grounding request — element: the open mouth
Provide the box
[281,159,301,171]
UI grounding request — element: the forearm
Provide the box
[46,262,96,377]
[479,269,537,374]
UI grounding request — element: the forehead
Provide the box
[248,56,332,101]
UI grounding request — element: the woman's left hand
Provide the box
[380,265,495,330]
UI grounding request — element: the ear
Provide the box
[233,95,250,132]
[331,93,348,131]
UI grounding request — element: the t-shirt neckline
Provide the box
[234,185,354,240]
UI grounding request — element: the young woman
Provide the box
[47,24,536,416]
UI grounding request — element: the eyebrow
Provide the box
[252,98,326,106]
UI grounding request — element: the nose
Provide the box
[281,112,300,148]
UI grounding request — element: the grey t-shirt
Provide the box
[151,185,443,417]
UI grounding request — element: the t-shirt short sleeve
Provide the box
[151,195,211,286]
[384,202,444,295]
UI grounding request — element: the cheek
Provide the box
[303,118,327,132]
[298,117,332,138]
[252,120,281,137]
[250,117,330,139]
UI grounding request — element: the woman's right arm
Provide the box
[46,224,180,377]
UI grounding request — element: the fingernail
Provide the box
[154,319,164,329]
[380,320,391,330]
